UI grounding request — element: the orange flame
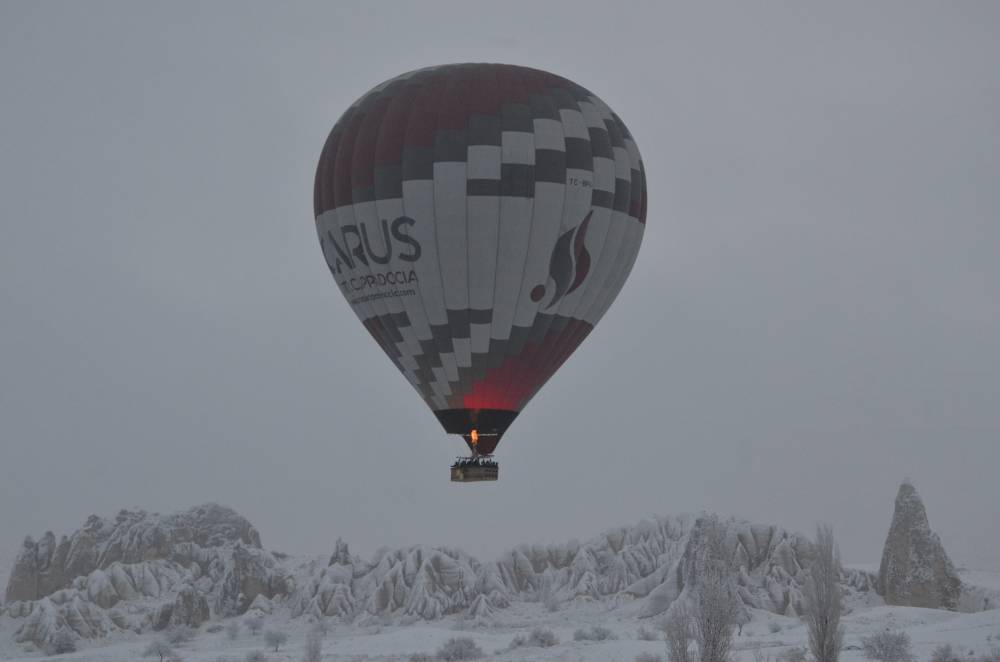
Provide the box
[470,429,479,446]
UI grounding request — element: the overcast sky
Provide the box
[2,2,998,571]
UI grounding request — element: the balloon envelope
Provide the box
[314,63,646,454]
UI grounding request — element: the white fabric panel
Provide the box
[467,145,501,179]
[592,158,615,194]
[513,180,565,328]
[466,196,500,312]
[570,206,618,322]
[433,161,470,367]
[350,199,411,351]
[613,146,631,175]
[401,180,447,326]
[470,323,491,354]
[376,195,432,344]
[624,137,641,168]
[332,202,390,326]
[550,177,600,317]
[501,131,535,164]
[433,162,469,310]
[590,215,643,325]
[559,109,589,139]
[576,100,605,129]
[452,338,472,368]
[591,213,634,324]
[532,119,564,151]
[491,196,533,340]
[401,178,458,395]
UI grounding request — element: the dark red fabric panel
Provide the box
[375,84,418,166]
[332,111,362,208]
[350,96,390,190]
[462,319,593,412]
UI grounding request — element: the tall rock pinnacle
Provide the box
[877,480,961,610]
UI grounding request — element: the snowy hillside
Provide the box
[1,596,998,661]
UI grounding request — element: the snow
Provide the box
[1,593,997,662]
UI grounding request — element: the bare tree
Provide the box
[303,628,323,662]
[691,516,740,662]
[664,605,694,662]
[263,629,288,652]
[693,567,739,662]
[244,614,264,636]
[804,524,846,662]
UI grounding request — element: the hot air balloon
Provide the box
[313,63,646,481]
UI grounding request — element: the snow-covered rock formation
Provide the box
[4,503,260,603]
[287,514,869,624]
[877,480,962,610]
[290,542,483,621]
[2,494,990,651]
[1,504,286,650]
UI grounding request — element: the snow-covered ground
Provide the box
[2,593,997,662]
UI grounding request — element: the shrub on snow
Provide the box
[165,625,197,644]
[930,645,963,662]
[436,636,484,660]
[574,625,617,641]
[636,654,665,662]
[47,629,77,655]
[638,625,661,641]
[861,631,914,662]
[508,627,559,649]
[245,652,268,662]
[779,647,808,662]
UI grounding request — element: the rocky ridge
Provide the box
[1,491,988,651]
[2,504,288,648]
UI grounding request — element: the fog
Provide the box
[1,1,998,569]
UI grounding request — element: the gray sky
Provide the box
[2,1,998,570]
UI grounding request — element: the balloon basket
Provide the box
[450,457,499,482]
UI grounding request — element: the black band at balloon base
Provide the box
[434,408,518,455]
[434,408,519,434]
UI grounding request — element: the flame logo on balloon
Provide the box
[530,211,593,310]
